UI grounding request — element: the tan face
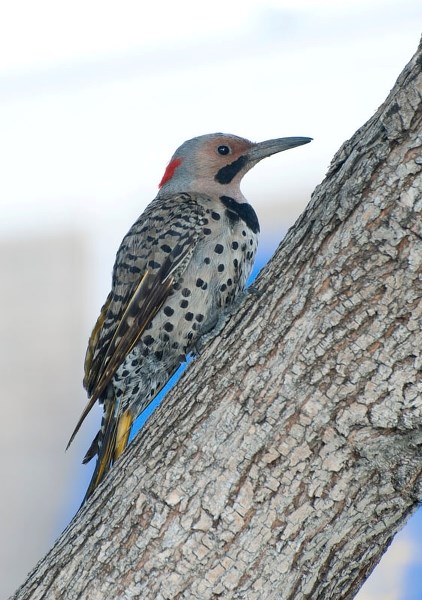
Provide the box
[195,135,254,176]
[159,134,255,200]
[187,135,256,199]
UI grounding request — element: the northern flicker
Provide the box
[68,132,311,503]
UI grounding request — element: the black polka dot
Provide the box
[185,312,194,321]
[211,211,221,221]
[214,244,224,254]
[182,288,191,297]
[164,322,174,332]
[195,314,204,322]
[220,284,227,292]
[144,335,154,346]
[196,278,205,287]
[227,278,233,286]
[122,369,129,377]
[203,228,212,235]
[232,241,239,250]
[155,350,163,360]
[204,257,211,264]
[218,264,225,272]
[161,244,172,253]
[172,341,179,349]
[148,259,161,269]
[164,306,174,317]
[180,299,189,308]
[161,333,170,342]
[233,258,239,269]
[250,239,254,245]
[242,230,247,237]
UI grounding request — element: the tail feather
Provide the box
[114,411,133,462]
[80,365,181,506]
[81,398,134,505]
[82,431,100,464]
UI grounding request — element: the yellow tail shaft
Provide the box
[82,405,133,505]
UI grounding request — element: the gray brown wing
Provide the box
[67,193,206,448]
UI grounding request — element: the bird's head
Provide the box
[158,133,312,202]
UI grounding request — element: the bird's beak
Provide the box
[248,137,312,163]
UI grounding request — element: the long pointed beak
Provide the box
[248,136,312,162]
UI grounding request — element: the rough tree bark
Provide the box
[12,43,422,600]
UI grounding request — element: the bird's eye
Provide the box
[217,145,231,155]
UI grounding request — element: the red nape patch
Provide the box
[159,158,182,188]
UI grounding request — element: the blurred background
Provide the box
[1,1,421,598]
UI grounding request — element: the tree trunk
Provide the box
[12,42,422,600]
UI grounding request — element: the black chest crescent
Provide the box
[219,196,260,234]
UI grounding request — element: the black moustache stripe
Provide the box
[215,155,248,184]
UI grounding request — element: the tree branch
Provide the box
[12,41,422,600]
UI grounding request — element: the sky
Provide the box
[1,1,421,598]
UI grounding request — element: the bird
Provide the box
[67,132,312,503]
